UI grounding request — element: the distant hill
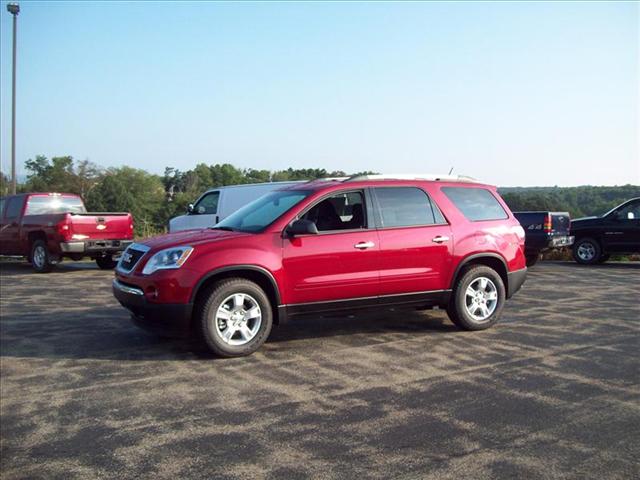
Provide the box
[497,185,640,218]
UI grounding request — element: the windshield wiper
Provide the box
[209,226,236,231]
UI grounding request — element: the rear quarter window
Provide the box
[4,197,24,220]
[442,187,508,221]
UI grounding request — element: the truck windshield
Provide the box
[25,196,87,215]
[214,190,311,233]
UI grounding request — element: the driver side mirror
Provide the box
[187,203,194,214]
[287,219,318,236]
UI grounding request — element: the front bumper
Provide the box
[112,279,193,338]
[506,267,527,299]
[61,239,133,254]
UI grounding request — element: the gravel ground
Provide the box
[1,261,639,479]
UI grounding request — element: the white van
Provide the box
[168,181,303,232]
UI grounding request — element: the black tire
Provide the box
[573,238,601,265]
[525,254,539,267]
[447,265,506,331]
[195,278,273,358]
[96,255,118,270]
[31,239,53,273]
[597,254,610,264]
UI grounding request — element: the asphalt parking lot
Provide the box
[1,261,638,479]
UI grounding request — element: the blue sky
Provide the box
[0,1,638,186]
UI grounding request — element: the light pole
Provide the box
[7,2,19,195]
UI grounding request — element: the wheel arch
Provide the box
[27,230,47,259]
[191,265,283,323]
[27,230,47,245]
[450,253,509,292]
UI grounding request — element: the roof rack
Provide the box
[345,173,479,183]
[306,177,349,183]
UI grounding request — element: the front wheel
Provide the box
[573,238,601,265]
[96,255,118,270]
[447,265,506,331]
[31,240,54,273]
[195,278,273,357]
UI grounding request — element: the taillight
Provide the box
[56,216,73,241]
[543,213,552,233]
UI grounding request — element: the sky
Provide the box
[0,1,638,187]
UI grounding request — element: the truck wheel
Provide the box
[573,238,601,265]
[96,255,118,270]
[195,278,273,357]
[31,240,54,273]
[447,265,506,331]
[525,254,539,267]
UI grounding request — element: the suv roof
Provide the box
[286,174,489,192]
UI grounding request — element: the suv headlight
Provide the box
[142,246,194,275]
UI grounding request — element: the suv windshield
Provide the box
[214,190,311,233]
[25,196,87,215]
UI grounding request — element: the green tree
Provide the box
[86,167,166,237]
[0,171,10,196]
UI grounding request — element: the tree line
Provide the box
[1,155,638,237]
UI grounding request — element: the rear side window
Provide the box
[374,187,445,228]
[442,187,508,221]
[4,197,24,220]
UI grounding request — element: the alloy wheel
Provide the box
[213,293,262,346]
[464,277,498,322]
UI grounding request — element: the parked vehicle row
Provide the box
[0,193,134,272]
[513,211,573,266]
[113,175,528,357]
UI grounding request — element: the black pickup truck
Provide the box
[514,211,574,266]
[570,198,640,264]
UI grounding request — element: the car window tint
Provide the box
[617,201,640,220]
[303,191,366,232]
[5,197,23,219]
[442,187,508,221]
[374,187,438,227]
[194,192,220,214]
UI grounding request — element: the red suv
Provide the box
[113,175,527,357]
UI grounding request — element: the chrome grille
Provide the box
[117,243,150,273]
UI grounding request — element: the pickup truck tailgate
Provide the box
[68,213,133,240]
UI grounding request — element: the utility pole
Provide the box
[7,3,20,194]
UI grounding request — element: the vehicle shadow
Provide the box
[0,260,100,276]
[540,260,640,270]
[0,305,455,362]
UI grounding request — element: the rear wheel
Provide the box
[195,278,273,357]
[31,240,53,273]
[525,254,539,267]
[96,255,118,270]
[573,238,601,265]
[447,265,506,331]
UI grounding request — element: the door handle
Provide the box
[354,241,375,250]
[432,236,449,244]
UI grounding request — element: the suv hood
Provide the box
[138,229,250,251]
